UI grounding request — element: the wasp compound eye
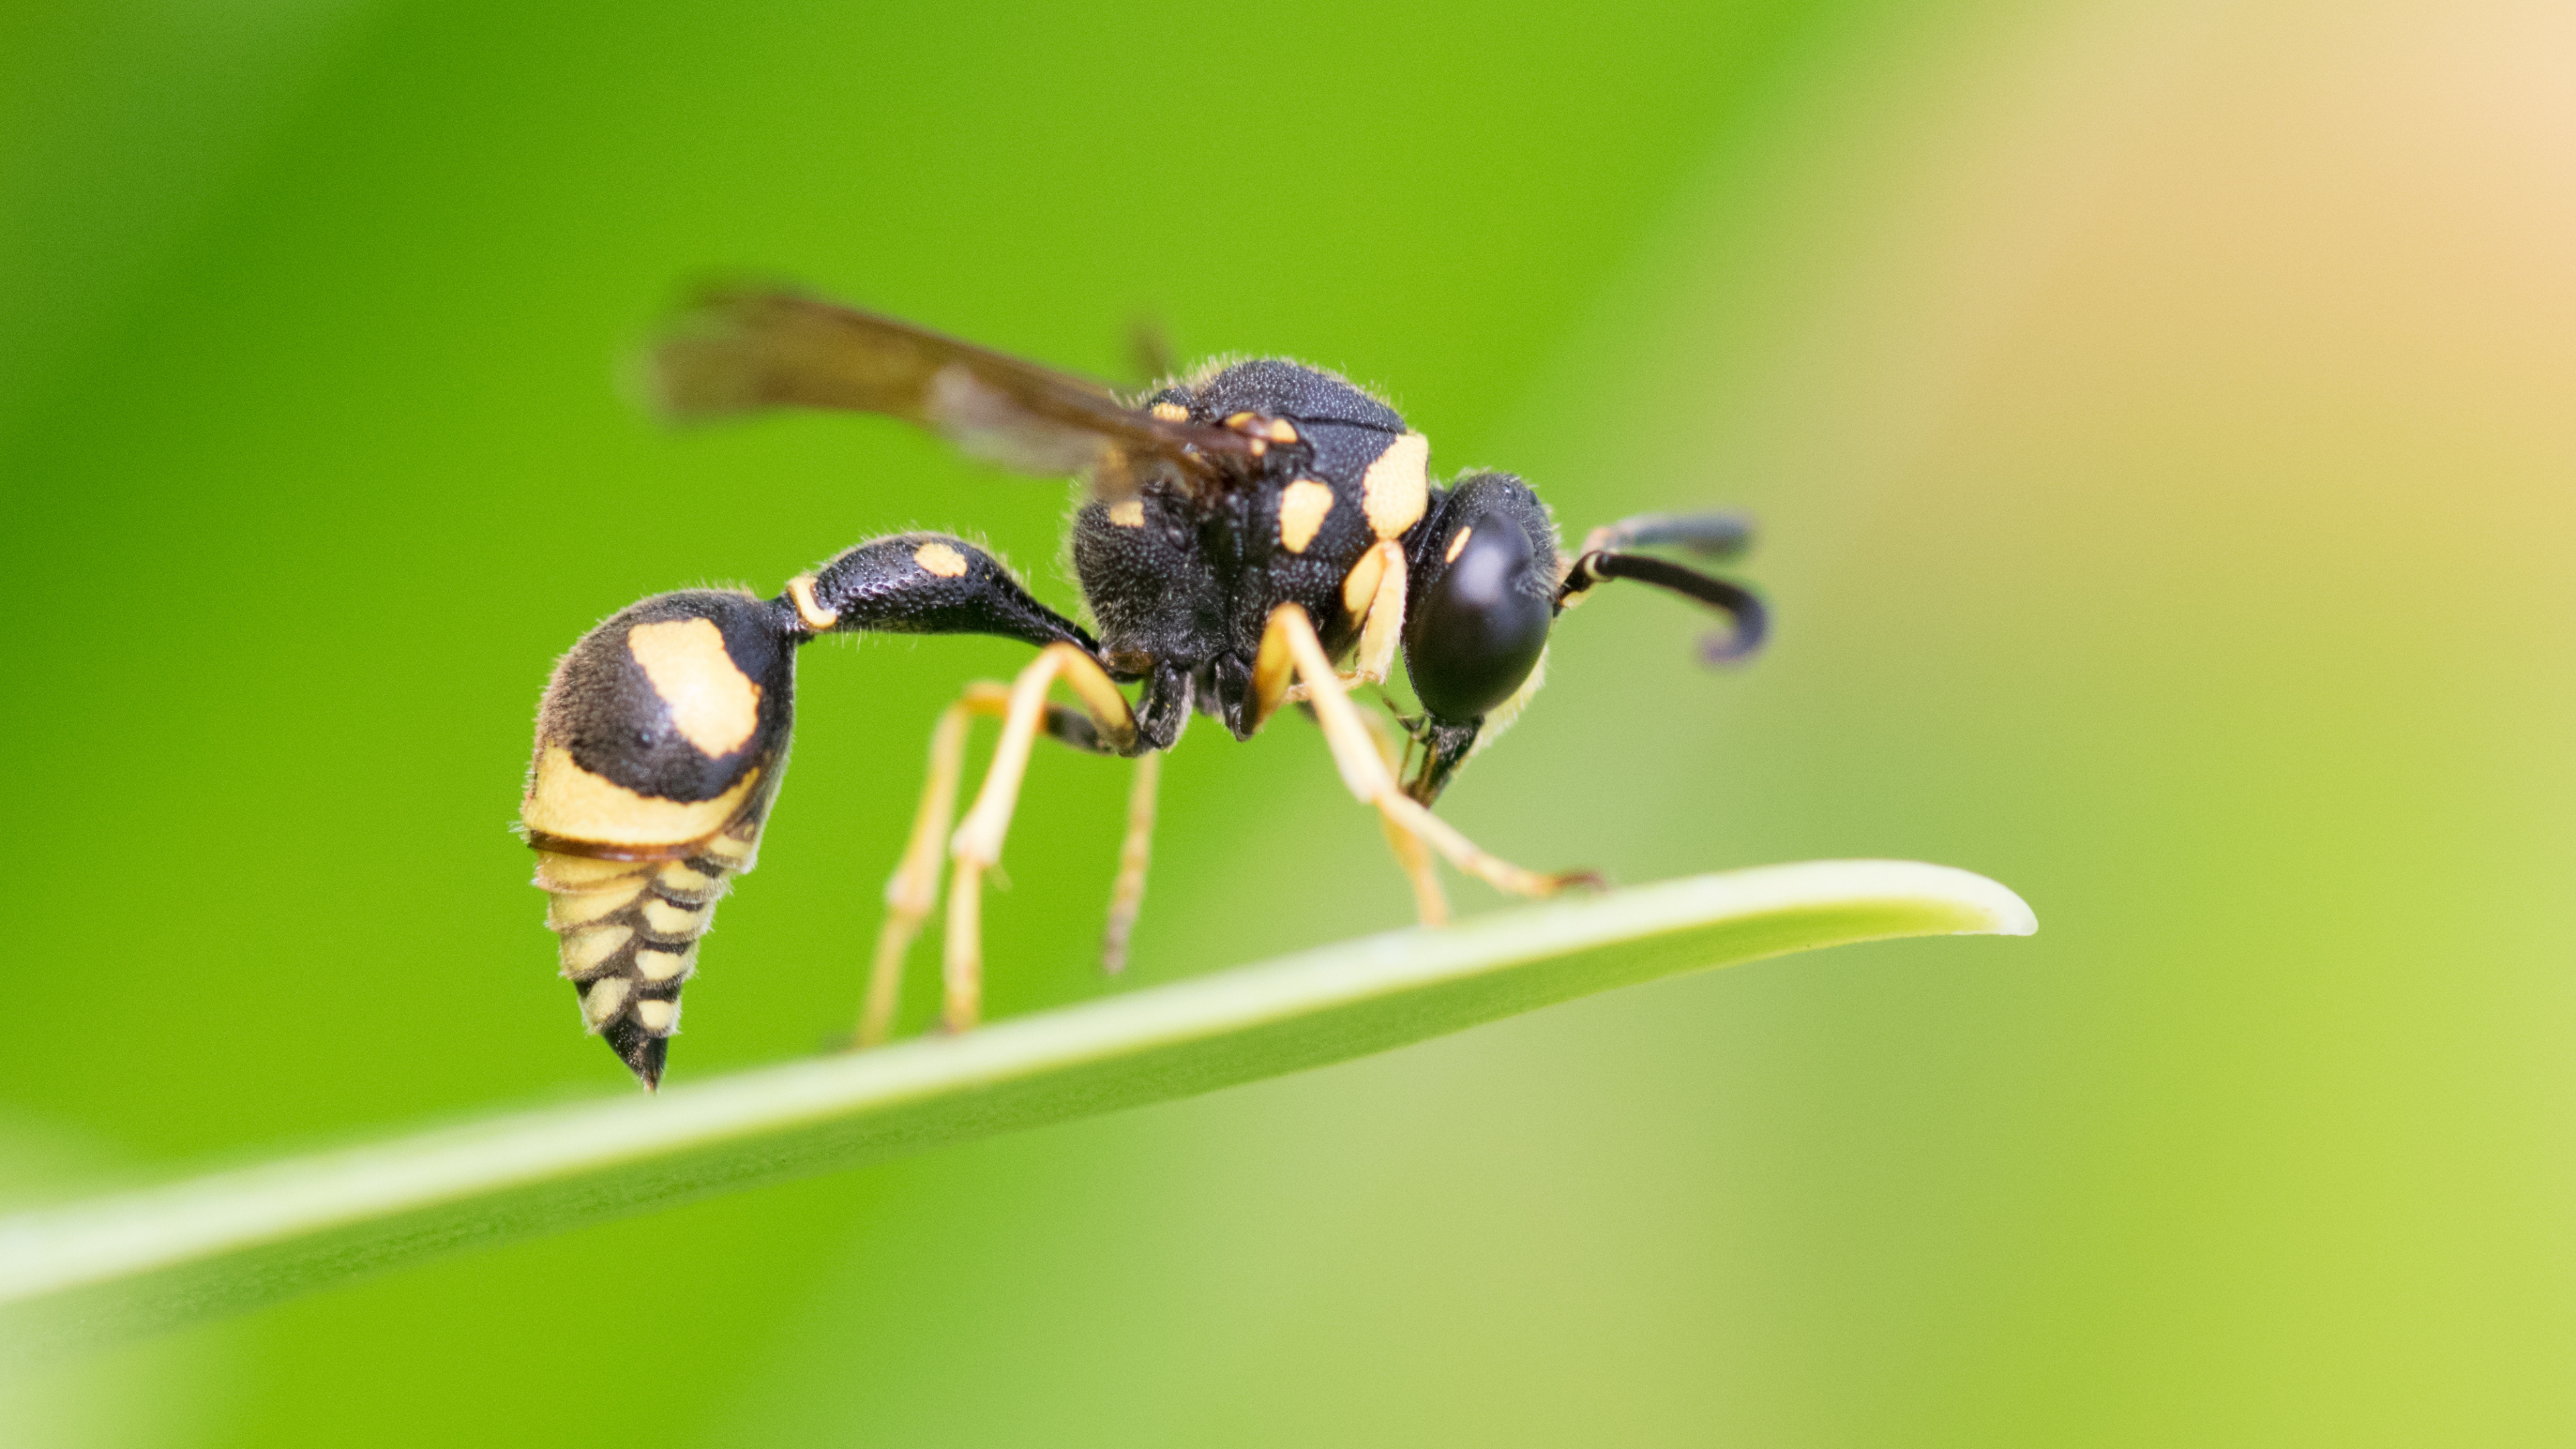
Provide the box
[1404,511,1554,722]
[519,589,798,1089]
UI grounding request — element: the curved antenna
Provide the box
[1556,550,1770,664]
[1579,510,1754,560]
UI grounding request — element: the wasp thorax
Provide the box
[520,590,798,1087]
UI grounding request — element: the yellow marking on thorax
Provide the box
[1150,401,1189,421]
[522,747,760,848]
[627,618,761,756]
[1225,411,1298,443]
[1444,526,1474,564]
[1278,478,1335,553]
[786,574,839,631]
[1341,545,1391,616]
[914,542,969,578]
[1221,411,1296,458]
[1106,499,1146,527]
[1362,432,1430,538]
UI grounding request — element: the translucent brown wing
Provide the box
[647,285,1258,500]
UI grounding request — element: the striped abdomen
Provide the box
[532,823,757,1085]
[521,589,798,1089]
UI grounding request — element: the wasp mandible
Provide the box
[518,287,1768,1087]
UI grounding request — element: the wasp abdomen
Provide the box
[520,589,797,1088]
[533,826,754,1086]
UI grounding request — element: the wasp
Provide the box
[518,286,1768,1087]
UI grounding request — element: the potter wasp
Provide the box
[519,286,1767,1087]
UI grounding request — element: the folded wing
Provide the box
[649,285,1258,501]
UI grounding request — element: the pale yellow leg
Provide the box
[1286,539,1446,920]
[1362,709,1449,926]
[944,859,984,1031]
[859,683,1012,1047]
[943,643,1140,1033]
[1287,539,1408,702]
[1260,604,1589,901]
[1102,751,1163,973]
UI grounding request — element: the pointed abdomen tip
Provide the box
[603,1017,670,1090]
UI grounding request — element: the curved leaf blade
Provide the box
[0,860,2033,1350]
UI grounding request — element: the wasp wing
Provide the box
[648,286,1256,500]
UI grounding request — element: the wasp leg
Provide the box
[861,683,1008,1046]
[861,679,1124,1045]
[1257,604,1594,902]
[1361,708,1450,925]
[1285,539,1408,702]
[1309,544,1447,923]
[1101,751,1162,973]
[941,643,1142,1032]
[1098,664,1195,973]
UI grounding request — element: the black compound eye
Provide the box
[1405,513,1554,720]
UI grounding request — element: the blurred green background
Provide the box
[4,0,2571,1441]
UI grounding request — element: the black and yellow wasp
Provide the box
[518,286,1767,1087]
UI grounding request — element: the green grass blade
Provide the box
[0,860,2032,1351]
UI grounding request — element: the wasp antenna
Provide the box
[1556,550,1769,665]
[1578,511,1755,560]
[1128,315,1177,386]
